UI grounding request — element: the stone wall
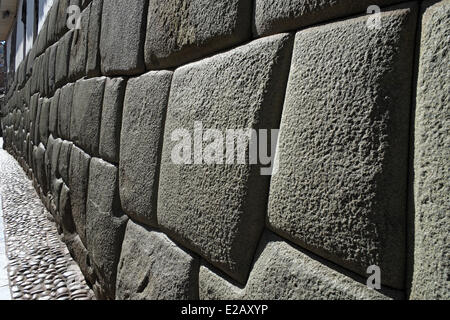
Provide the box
[0,0,448,300]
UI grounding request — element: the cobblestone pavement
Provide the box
[0,139,95,300]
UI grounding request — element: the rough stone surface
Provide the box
[68,145,91,247]
[116,220,199,300]
[58,140,73,184]
[48,44,58,95]
[254,0,406,37]
[267,5,417,289]
[410,0,450,300]
[59,183,76,235]
[49,90,60,135]
[99,77,126,164]
[158,34,293,284]
[55,31,73,88]
[145,0,252,69]
[119,71,172,226]
[100,0,147,75]
[68,5,90,82]
[38,99,50,147]
[70,77,106,157]
[57,83,74,141]
[200,232,399,300]
[86,0,103,77]
[86,158,128,299]
[56,0,70,38]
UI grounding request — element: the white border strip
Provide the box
[0,183,11,300]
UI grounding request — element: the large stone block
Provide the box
[59,183,76,235]
[47,0,60,45]
[49,89,60,135]
[119,71,172,226]
[116,220,199,300]
[158,34,294,283]
[55,31,73,88]
[145,0,251,70]
[64,234,97,286]
[33,99,42,146]
[254,0,406,37]
[48,44,58,95]
[100,0,147,75]
[55,0,70,38]
[69,145,91,246]
[410,0,450,300]
[86,158,128,299]
[200,232,399,300]
[71,77,106,157]
[58,140,73,184]
[68,5,90,82]
[99,77,126,164]
[267,4,417,289]
[58,83,74,140]
[39,99,50,147]
[86,0,103,77]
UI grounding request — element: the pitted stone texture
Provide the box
[49,90,60,135]
[68,145,91,247]
[116,220,199,300]
[55,31,73,88]
[58,140,73,184]
[99,77,126,164]
[158,34,293,283]
[48,44,58,95]
[119,71,172,226]
[59,183,76,235]
[71,77,106,157]
[86,158,128,299]
[200,232,398,300]
[56,0,70,38]
[58,83,74,141]
[267,5,417,289]
[68,5,90,82]
[86,0,103,77]
[411,0,450,300]
[39,99,50,147]
[145,0,251,70]
[254,0,405,37]
[100,0,147,76]
[64,235,97,287]
[32,99,42,146]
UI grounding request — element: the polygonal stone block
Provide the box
[55,31,73,88]
[39,99,50,147]
[86,158,128,299]
[119,71,172,226]
[68,5,90,82]
[86,0,103,77]
[200,232,400,300]
[58,140,73,184]
[69,145,91,246]
[100,0,147,75]
[158,34,294,283]
[49,89,60,135]
[116,220,199,300]
[71,77,106,157]
[99,77,126,164]
[58,83,74,140]
[145,0,251,70]
[59,183,76,235]
[410,0,450,300]
[267,4,418,289]
[254,0,405,37]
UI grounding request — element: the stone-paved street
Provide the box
[0,138,94,300]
